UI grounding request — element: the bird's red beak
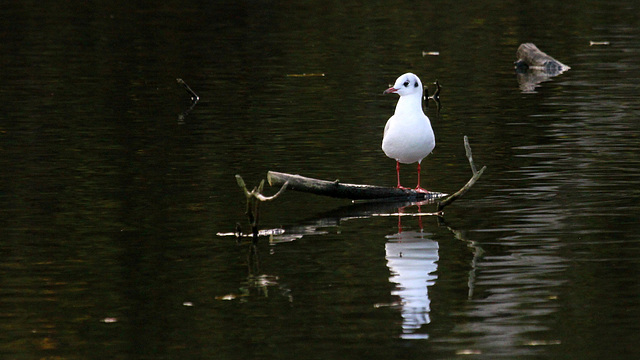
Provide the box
[383,87,398,94]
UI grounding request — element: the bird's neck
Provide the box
[395,94,424,116]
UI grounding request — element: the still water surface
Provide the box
[1,1,639,359]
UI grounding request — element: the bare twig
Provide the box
[436,136,486,211]
[176,78,200,102]
[423,80,441,113]
[176,78,200,122]
[235,175,289,242]
[428,80,441,102]
[464,135,478,174]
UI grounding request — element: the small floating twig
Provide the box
[217,227,285,238]
[589,41,610,46]
[177,78,200,102]
[176,78,200,122]
[286,73,325,77]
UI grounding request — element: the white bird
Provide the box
[382,73,435,193]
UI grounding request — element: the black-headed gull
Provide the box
[382,73,435,193]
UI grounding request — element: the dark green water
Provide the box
[1,1,639,359]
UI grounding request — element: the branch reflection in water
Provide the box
[218,199,483,339]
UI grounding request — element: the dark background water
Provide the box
[1,1,639,359]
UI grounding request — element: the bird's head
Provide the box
[383,73,423,97]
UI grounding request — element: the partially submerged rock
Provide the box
[515,43,570,92]
[515,43,570,75]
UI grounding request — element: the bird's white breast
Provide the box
[382,110,435,164]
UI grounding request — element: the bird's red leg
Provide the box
[415,162,429,193]
[396,161,409,189]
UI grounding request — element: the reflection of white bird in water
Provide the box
[383,73,435,192]
[386,231,439,339]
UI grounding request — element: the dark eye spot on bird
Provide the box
[403,80,410,87]
[414,81,418,87]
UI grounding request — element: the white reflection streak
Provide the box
[385,230,439,339]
